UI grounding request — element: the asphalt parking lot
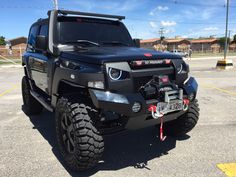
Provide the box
[0,57,236,177]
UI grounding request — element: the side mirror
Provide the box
[133,38,140,48]
[35,35,48,51]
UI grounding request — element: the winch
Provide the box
[142,75,190,141]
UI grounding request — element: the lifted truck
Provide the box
[22,10,199,171]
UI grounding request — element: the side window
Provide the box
[27,25,39,51]
[39,24,49,37]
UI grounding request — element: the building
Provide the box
[165,39,191,52]
[7,37,27,56]
[0,37,27,57]
[140,38,168,51]
[190,38,220,53]
[229,41,236,52]
[141,38,191,52]
[140,37,224,53]
[0,45,8,56]
[140,38,159,50]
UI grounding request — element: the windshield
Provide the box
[57,17,134,47]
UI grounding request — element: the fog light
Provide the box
[92,90,129,104]
[132,102,141,113]
[88,81,104,89]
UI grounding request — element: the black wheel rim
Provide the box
[61,113,75,153]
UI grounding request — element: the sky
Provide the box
[0,0,236,40]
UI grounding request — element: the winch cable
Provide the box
[159,116,166,141]
[148,99,189,142]
[148,105,167,141]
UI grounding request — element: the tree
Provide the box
[234,34,236,42]
[160,36,165,41]
[218,37,230,47]
[0,36,6,45]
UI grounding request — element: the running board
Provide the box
[30,91,54,112]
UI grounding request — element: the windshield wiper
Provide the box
[65,40,100,47]
[101,41,129,46]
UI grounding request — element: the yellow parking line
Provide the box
[202,84,236,97]
[217,163,236,177]
[0,84,19,97]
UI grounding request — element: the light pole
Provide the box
[224,0,229,60]
[216,0,233,69]
[159,27,164,51]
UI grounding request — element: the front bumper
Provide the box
[89,77,198,129]
[89,89,146,117]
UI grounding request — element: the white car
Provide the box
[171,50,188,58]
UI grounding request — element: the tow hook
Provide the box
[183,98,190,111]
[148,105,166,141]
[148,99,190,142]
[148,105,164,119]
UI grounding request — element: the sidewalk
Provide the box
[184,56,236,61]
[0,59,21,62]
[0,64,22,68]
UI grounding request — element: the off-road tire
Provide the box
[55,95,104,171]
[21,76,43,115]
[164,99,200,136]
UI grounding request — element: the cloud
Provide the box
[184,27,223,38]
[119,0,141,12]
[157,6,169,11]
[161,21,177,27]
[149,21,158,28]
[183,7,217,20]
[201,8,216,20]
[149,5,169,16]
[70,0,146,13]
[164,29,175,34]
[203,27,219,31]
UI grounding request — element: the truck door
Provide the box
[26,23,49,93]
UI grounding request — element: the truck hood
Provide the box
[60,46,182,65]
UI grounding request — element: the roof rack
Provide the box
[57,10,125,20]
[37,18,43,22]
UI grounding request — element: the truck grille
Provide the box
[133,76,152,90]
[133,74,175,92]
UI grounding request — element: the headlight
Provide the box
[177,62,189,74]
[177,63,183,74]
[108,68,123,80]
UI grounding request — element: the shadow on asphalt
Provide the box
[22,107,190,177]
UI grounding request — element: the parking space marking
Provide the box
[217,163,236,177]
[0,84,19,97]
[202,84,236,97]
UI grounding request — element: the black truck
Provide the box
[22,10,199,171]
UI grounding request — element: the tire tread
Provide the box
[55,95,104,171]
